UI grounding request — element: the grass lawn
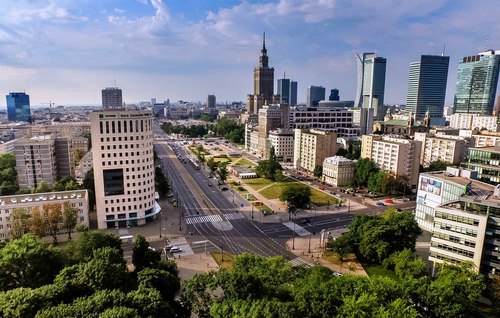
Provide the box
[259,179,297,200]
[311,188,339,206]
[211,252,235,270]
[255,203,274,215]
[213,157,231,164]
[232,158,257,166]
[363,264,400,281]
[322,251,342,265]
[243,178,275,191]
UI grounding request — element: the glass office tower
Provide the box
[454,50,500,115]
[6,92,31,122]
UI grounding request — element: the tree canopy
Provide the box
[280,184,312,209]
[354,158,379,187]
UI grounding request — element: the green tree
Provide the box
[62,201,79,240]
[0,234,63,291]
[0,153,18,195]
[280,184,312,209]
[328,234,352,272]
[313,165,323,179]
[354,157,379,187]
[382,249,427,279]
[82,169,95,210]
[206,157,219,174]
[34,180,51,193]
[423,159,449,172]
[10,208,32,239]
[137,267,180,301]
[155,166,170,196]
[132,235,161,272]
[64,230,122,264]
[255,147,282,181]
[217,162,229,184]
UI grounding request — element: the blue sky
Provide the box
[0,0,499,106]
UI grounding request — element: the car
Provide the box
[221,186,229,191]
[300,219,310,224]
[376,202,385,206]
[169,246,182,253]
[332,272,343,277]
[330,191,336,195]
[167,193,174,198]
[148,246,156,251]
[208,182,212,187]
[165,244,174,251]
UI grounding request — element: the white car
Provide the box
[169,246,182,253]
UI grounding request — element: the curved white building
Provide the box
[90,109,158,229]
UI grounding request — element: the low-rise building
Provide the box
[0,190,89,240]
[461,146,500,185]
[322,156,356,186]
[361,134,422,187]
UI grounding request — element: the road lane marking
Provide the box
[282,221,311,236]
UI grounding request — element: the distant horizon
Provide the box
[1,1,499,107]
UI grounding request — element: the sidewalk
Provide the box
[286,235,368,276]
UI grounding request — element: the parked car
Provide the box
[376,202,385,206]
[208,182,212,187]
[300,219,310,224]
[221,186,229,191]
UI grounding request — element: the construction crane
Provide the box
[40,101,55,120]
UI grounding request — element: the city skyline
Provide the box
[0,0,499,107]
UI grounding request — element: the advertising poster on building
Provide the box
[420,177,442,196]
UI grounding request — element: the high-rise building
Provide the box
[277,77,298,105]
[307,86,326,107]
[406,55,450,125]
[329,89,340,101]
[207,94,216,109]
[453,50,500,115]
[355,53,373,108]
[90,109,157,229]
[102,87,123,109]
[14,135,58,189]
[362,54,387,120]
[247,33,275,114]
[6,92,31,123]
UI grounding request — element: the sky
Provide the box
[0,0,499,107]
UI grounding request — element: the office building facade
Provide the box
[406,55,450,124]
[102,87,123,109]
[454,50,500,115]
[90,109,158,229]
[362,54,387,120]
[277,78,298,105]
[307,86,326,107]
[268,129,294,162]
[329,89,340,101]
[414,132,471,168]
[462,146,500,185]
[289,105,359,137]
[6,92,31,123]
[449,113,499,132]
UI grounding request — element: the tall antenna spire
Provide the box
[283,70,286,79]
[263,32,266,50]
[442,44,446,57]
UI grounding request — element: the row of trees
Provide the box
[10,201,80,243]
[182,253,485,318]
[161,118,245,144]
[0,232,182,317]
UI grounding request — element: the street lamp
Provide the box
[251,203,254,220]
[292,215,296,250]
[308,233,312,253]
[159,210,162,238]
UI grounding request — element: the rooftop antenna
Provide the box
[113,79,117,88]
[442,44,446,57]
[283,70,286,79]
[485,35,489,51]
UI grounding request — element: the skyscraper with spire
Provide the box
[247,33,277,114]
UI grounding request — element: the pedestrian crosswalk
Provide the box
[282,222,311,237]
[224,212,245,220]
[185,214,223,224]
[289,257,314,268]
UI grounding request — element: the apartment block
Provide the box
[322,156,356,187]
[90,109,158,229]
[361,134,421,187]
[414,132,471,168]
[0,190,89,240]
[294,129,337,173]
[449,113,499,132]
[14,135,58,189]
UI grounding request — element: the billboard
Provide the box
[419,177,442,196]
